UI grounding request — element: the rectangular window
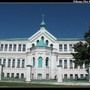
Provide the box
[18,44,21,51]
[16,73,19,78]
[33,59,35,67]
[21,73,24,78]
[46,59,49,67]
[64,60,67,69]
[22,44,26,51]
[0,59,1,65]
[2,73,4,77]
[37,73,42,80]
[8,59,11,67]
[64,44,67,51]
[46,74,49,79]
[9,44,12,51]
[12,59,15,68]
[70,74,73,79]
[3,59,6,67]
[11,73,14,78]
[59,44,62,51]
[75,74,78,80]
[70,60,73,69]
[59,60,62,67]
[7,73,10,78]
[69,44,73,51]
[22,59,25,68]
[64,74,67,79]
[4,44,8,51]
[0,44,3,51]
[85,74,88,79]
[13,44,16,51]
[80,74,84,79]
[17,59,20,68]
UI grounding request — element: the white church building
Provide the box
[0,17,88,82]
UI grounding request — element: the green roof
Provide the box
[36,39,46,47]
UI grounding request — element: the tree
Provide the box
[71,27,90,74]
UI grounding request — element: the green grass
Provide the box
[0,82,90,88]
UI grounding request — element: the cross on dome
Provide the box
[40,14,46,28]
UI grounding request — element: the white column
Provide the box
[62,59,64,69]
[20,59,22,68]
[67,44,69,52]
[6,58,8,67]
[57,65,63,82]
[21,44,23,52]
[11,59,12,68]
[15,59,17,68]
[50,54,56,79]
[72,44,74,52]
[0,64,2,80]
[25,65,32,82]
[17,44,18,52]
[15,59,16,68]
[67,59,70,69]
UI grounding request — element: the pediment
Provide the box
[28,27,57,43]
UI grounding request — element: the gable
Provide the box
[28,27,57,43]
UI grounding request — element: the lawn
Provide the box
[0,82,90,88]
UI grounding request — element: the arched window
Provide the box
[46,40,48,46]
[41,36,44,40]
[37,40,39,44]
[32,43,35,47]
[38,57,43,68]
[33,57,35,67]
[46,57,49,67]
[21,73,24,78]
[50,44,53,48]
[36,40,39,46]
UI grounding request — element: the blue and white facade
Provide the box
[0,18,88,82]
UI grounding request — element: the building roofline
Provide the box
[0,38,28,41]
[57,38,84,41]
[0,37,84,41]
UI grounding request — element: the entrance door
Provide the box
[46,74,49,80]
[37,73,42,80]
[32,74,34,79]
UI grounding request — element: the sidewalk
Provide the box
[31,80,90,86]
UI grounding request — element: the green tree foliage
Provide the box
[71,27,90,73]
